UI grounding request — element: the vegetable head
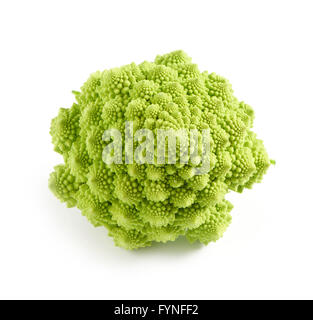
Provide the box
[49,50,273,249]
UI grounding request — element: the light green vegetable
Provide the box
[49,50,273,249]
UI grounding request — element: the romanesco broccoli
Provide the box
[49,50,273,249]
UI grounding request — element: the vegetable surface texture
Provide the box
[49,50,273,249]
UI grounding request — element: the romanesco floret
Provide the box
[49,50,273,249]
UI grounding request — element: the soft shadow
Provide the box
[131,236,203,257]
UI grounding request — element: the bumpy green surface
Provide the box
[49,50,273,249]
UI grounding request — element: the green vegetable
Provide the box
[49,50,273,249]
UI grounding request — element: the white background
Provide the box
[0,0,312,300]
